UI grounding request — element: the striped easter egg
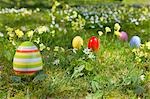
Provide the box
[13,41,43,75]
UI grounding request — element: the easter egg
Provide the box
[119,31,128,41]
[88,36,100,52]
[13,41,43,75]
[72,36,83,49]
[130,36,141,48]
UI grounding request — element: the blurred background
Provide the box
[0,0,149,8]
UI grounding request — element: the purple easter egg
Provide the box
[119,31,128,41]
[130,36,141,48]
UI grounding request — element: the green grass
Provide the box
[0,1,150,98]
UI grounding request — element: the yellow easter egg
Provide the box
[72,36,83,49]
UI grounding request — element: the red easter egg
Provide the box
[88,36,100,52]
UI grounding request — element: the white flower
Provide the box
[98,31,103,36]
[140,75,145,81]
[34,37,40,44]
[52,59,60,65]
[27,30,34,37]
[72,11,78,18]
[36,8,40,12]
[58,28,62,31]
[52,21,55,25]
[39,43,46,51]
[21,26,27,31]
[0,32,4,37]
[12,40,16,46]
[72,48,77,54]
[88,53,95,59]
[50,24,54,28]
[83,48,91,55]
[55,24,59,28]
[37,26,49,34]
[90,16,94,24]
[60,47,65,52]
[105,27,111,33]
[46,47,50,51]
[54,46,59,52]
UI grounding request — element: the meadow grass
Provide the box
[0,1,150,98]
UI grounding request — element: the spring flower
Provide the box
[52,59,60,65]
[54,46,59,52]
[36,8,40,12]
[37,26,49,34]
[60,47,65,52]
[51,0,60,13]
[132,48,137,53]
[22,9,32,16]
[0,32,4,37]
[6,27,13,32]
[39,43,46,51]
[50,30,55,37]
[140,75,145,81]
[72,11,78,18]
[46,47,50,51]
[105,27,111,33]
[71,15,85,31]
[15,29,24,38]
[27,30,34,37]
[54,0,60,6]
[12,40,16,46]
[6,27,15,37]
[135,57,141,62]
[21,26,27,31]
[98,31,103,36]
[83,48,91,55]
[7,32,15,37]
[145,41,150,49]
[100,17,104,22]
[114,23,121,31]
[114,31,120,36]
[72,48,77,54]
[88,53,95,59]
[34,37,40,44]
[65,16,70,21]
[65,4,69,9]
